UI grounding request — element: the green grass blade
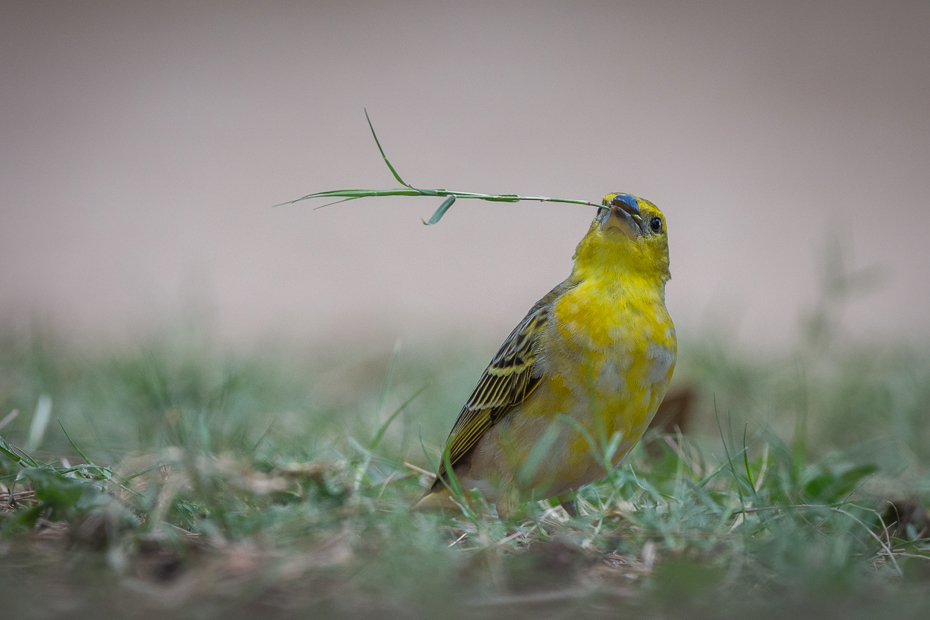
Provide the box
[715,401,747,513]
[369,385,426,452]
[274,110,606,221]
[424,195,456,225]
[58,420,93,466]
[365,108,410,188]
[0,435,30,467]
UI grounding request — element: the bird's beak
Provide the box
[600,194,644,240]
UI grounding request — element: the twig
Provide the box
[403,462,436,478]
[497,524,537,546]
[448,532,468,548]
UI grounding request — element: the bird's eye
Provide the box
[650,217,663,233]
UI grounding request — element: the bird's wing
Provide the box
[432,281,573,489]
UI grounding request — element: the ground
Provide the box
[1,325,929,619]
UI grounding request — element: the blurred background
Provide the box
[2,0,929,351]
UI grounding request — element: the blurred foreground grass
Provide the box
[1,324,929,619]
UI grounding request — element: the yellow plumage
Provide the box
[419,193,676,517]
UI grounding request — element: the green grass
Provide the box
[1,324,929,619]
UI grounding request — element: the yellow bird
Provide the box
[418,193,676,518]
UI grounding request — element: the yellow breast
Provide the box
[534,272,676,473]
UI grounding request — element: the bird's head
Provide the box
[572,193,671,284]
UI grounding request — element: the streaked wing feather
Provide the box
[432,281,573,488]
